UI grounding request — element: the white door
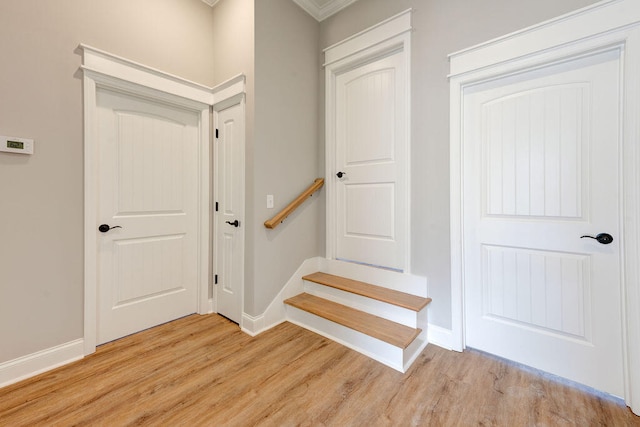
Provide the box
[333,50,409,271]
[97,88,200,344]
[463,49,623,395]
[214,101,244,323]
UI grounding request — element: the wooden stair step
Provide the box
[284,293,421,349]
[302,272,431,311]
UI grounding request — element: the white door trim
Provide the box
[81,45,245,354]
[212,92,246,326]
[449,0,640,412]
[324,9,412,272]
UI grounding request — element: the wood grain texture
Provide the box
[264,178,324,229]
[1,314,638,426]
[303,271,432,311]
[285,293,420,348]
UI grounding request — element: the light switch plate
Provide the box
[0,135,34,155]
[267,195,274,209]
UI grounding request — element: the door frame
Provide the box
[81,45,245,354]
[324,9,412,272]
[212,93,246,326]
[449,0,640,411]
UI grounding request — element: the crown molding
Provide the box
[201,0,220,7]
[292,0,360,21]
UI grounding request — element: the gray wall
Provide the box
[210,0,256,311]
[211,0,321,316]
[210,0,321,316]
[0,0,216,363]
[252,0,321,315]
[319,0,599,329]
[0,0,601,366]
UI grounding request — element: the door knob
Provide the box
[336,171,346,178]
[99,224,122,233]
[580,233,613,245]
[225,220,240,228]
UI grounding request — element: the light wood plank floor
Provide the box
[1,314,638,426]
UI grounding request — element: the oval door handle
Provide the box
[580,233,613,245]
[336,171,346,178]
[225,220,240,228]
[99,224,122,233]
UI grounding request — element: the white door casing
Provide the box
[334,50,408,271]
[463,49,622,395]
[96,88,200,344]
[325,10,412,273]
[449,0,640,413]
[213,96,245,324]
[83,45,246,354]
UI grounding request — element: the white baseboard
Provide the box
[241,313,265,336]
[427,324,454,351]
[201,298,214,315]
[0,339,84,389]
[244,256,324,336]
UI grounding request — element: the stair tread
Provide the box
[284,293,421,349]
[302,272,431,311]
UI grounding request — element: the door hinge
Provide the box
[214,274,218,284]
[215,129,219,139]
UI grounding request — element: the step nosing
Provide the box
[285,293,420,349]
[302,272,431,311]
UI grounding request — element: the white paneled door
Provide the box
[333,50,408,272]
[214,101,244,324]
[463,49,623,396]
[96,88,199,345]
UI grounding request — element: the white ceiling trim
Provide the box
[292,0,360,21]
[201,0,220,7]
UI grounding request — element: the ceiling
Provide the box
[201,0,360,22]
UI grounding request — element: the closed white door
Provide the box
[333,50,408,271]
[463,49,623,395]
[97,88,200,344]
[214,101,244,323]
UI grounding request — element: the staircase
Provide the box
[284,271,431,373]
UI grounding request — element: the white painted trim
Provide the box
[320,258,427,296]
[83,72,98,355]
[82,73,210,355]
[81,45,213,104]
[201,0,220,7]
[286,308,406,371]
[198,108,211,316]
[292,0,360,22]
[449,0,640,414]
[0,340,84,389]
[427,324,454,351]
[620,24,640,415]
[213,92,246,327]
[323,9,412,66]
[81,46,245,356]
[240,313,268,337]
[243,257,325,336]
[325,11,412,273]
[211,74,246,106]
[448,0,639,77]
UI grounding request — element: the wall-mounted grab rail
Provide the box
[264,178,324,229]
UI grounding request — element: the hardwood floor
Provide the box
[1,314,638,426]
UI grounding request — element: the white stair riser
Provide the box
[303,280,419,328]
[320,259,428,297]
[403,329,428,371]
[403,307,429,370]
[286,305,406,372]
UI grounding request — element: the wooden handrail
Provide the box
[264,178,324,229]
